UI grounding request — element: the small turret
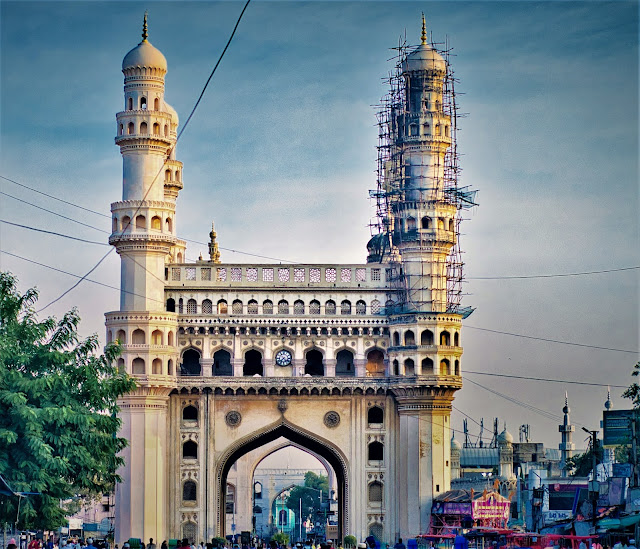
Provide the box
[209,222,221,263]
[558,392,575,477]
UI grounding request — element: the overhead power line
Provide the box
[464,369,627,388]
[465,325,638,354]
[468,266,640,280]
[0,219,109,245]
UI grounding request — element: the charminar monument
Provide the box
[106,13,477,546]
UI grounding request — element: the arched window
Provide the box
[183,440,197,459]
[151,330,162,345]
[355,300,366,315]
[368,406,384,425]
[325,300,336,315]
[116,329,126,343]
[165,168,172,182]
[117,358,125,373]
[369,481,383,502]
[247,300,258,314]
[371,299,381,314]
[140,97,147,109]
[199,299,211,314]
[167,331,174,346]
[178,298,184,313]
[127,97,133,110]
[438,218,445,229]
[393,359,399,376]
[366,350,385,377]
[407,217,416,231]
[421,216,431,229]
[181,349,201,376]
[336,349,354,377]
[176,170,181,182]
[454,332,460,346]
[440,359,450,376]
[153,122,160,135]
[368,441,384,461]
[243,349,263,376]
[341,300,351,315]
[409,124,418,136]
[166,298,175,312]
[404,330,415,346]
[164,124,169,136]
[422,357,434,373]
[309,300,320,315]
[154,97,159,110]
[150,216,161,230]
[217,300,228,314]
[305,349,324,376]
[214,349,232,376]
[183,522,197,544]
[421,329,434,345]
[404,358,415,376]
[152,358,162,374]
[183,405,198,421]
[132,358,145,374]
[278,300,289,314]
[254,482,263,499]
[187,299,197,314]
[440,331,451,346]
[455,359,460,375]
[127,122,134,135]
[393,332,400,346]
[140,121,148,134]
[435,123,441,136]
[132,329,145,344]
[423,122,430,134]
[183,480,197,501]
[168,358,174,375]
[135,215,145,230]
[293,300,305,315]
[385,299,395,313]
[449,219,455,231]
[445,125,450,137]
[262,300,273,314]
[165,217,173,232]
[121,216,131,231]
[232,300,243,314]
[118,124,123,136]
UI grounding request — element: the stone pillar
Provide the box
[233,358,244,377]
[354,358,366,377]
[201,358,213,377]
[325,358,337,377]
[115,388,171,544]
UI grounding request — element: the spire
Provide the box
[421,13,427,45]
[209,222,221,263]
[141,11,148,42]
[605,386,612,410]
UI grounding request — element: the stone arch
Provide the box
[243,349,263,376]
[151,215,161,230]
[304,348,324,376]
[116,329,126,344]
[404,358,415,376]
[440,358,451,376]
[454,331,460,346]
[183,440,198,459]
[181,348,201,376]
[365,348,385,377]
[132,328,145,344]
[404,330,415,346]
[422,357,434,373]
[335,348,354,377]
[368,441,384,461]
[216,420,349,540]
[132,357,145,375]
[151,329,162,345]
[368,406,384,425]
[421,329,434,345]
[440,330,451,346]
[135,214,145,230]
[152,357,162,374]
[213,348,232,376]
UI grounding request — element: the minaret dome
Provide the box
[122,13,167,73]
[402,15,446,73]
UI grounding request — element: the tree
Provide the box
[271,533,289,546]
[566,438,603,477]
[0,272,136,530]
[285,472,330,533]
[343,535,357,548]
[622,361,640,408]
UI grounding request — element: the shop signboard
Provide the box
[603,410,636,447]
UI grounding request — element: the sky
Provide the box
[1,0,638,451]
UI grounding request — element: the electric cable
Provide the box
[468,266,640,280]
[0,219,109,245]
[463,369,627,388]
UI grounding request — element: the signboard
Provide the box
[432,502,472,515]
[612,463,633,478]
[472,496,510,521]
[603,409,636,447]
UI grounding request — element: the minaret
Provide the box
[558,392,575,477]
[106,14,180,543]
[209,221,221,263]
[603,387,615,463]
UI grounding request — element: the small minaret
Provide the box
[603,387,615,463]
[558,392,575,477]
[209,221,221,263]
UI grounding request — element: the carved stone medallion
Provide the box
[225,410,241,427]
[324,411,340,428]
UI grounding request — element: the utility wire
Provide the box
[0,219,109,245]
[468,266,640,280]
[464,369,627,388]
[465,325,638,354]
[37,1,252,311]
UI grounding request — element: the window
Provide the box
[341,300,351,315]
[404,330,415,346]
[393,332,400,346]
[232,300,243,314]
[325,268,337,282]
[187,299,197,314]
[440,331,451,346]
[185,268,196,281]
[140,97,147,109]
[309,268,321,283]
[409,124,418,136]
[166,298,176,312]
[202,299,212,314]
[407,217,416,230]
[128,122,134,135]
[214,349,232,376]
[278,300,289,314]
[178,298,184,313]
[168,331,174,346]
[183,481,196,501]
[217,268,227,282]
[183,405,198,421]
[369,481,382,502]
[371,299,381,314]
[201,268,211,281]
[132,358,145,374]
[246,268,258,282]
[183,440,197,459]
[404,358,415,375]
[140,121,148,134]
[440,359,450,375]
[422,216,431,229]
[454,332,460,346]
[371,269,381,281]
[231,268,242,282]
[421,329,434,345]
[254,482,262,499]
[278,268,290,282]
[309,300,320,315]
[356,268,366,282]
[366,350,385,377]
[368,406,384,424]
[132,329,145,344]
[151,330,162,345]
[455,359,460,375]
[262,268,274,282]
[422,357,434,373]
[325,300,336,315]
[153,123,160,135]
[368,441,384,461]
[248,300,258,314]
[135,215,146,230]
[294,268,305,282]
[294,300,305,315]
[263,300,273,314]
[341,268,351,282]
[243,349,263,376]
[128,97,133,110]
[217,300,228,314]
[154,97,159,110]
[355,300,366,315]
[336,349,354,377]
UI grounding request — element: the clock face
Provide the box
[275,349,292,366]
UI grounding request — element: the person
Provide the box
[628,540,636,549]
[161,542,167,549]
[394,540,406,549]
[148,540,156,549]
[86,539,97,549]
[579,541,587,549]
[613,541,623,549]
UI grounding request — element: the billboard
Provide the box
[602,409,636,447]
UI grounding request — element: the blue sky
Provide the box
[1,1,638,449]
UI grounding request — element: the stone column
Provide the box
[354,358,366,377]
[325,358,337,377]
[201,358,214,377]
[233,358,244,377]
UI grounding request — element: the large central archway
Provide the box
[216,421,348,541]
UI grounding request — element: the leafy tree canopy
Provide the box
[271,533,289,546]
[0,272,136,530]
[285,471,329,521]
[622,361,640,408]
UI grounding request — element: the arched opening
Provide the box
[165,168,172,182]
[243,349,263,376]
[151,329,162,345]
[305,349,324,376]
[165,217,173,232]
[393,332,400,346]
[132,358,145,375]
[438,217,445,230]
[127,97,133,110]
[202,299,213,314]
[127,122,134,135]
[247,300,258,314]
[139,121,148,134]
[117,358,125,373]
[404,330,415,346]
[422,357,434,373]
[167,359,174,375]
[340,300,351,315]
[262,300,273,314]
[449,218,455,231]
[217,300,228,314]
[140,97,147,109]
[293,300,305,315]
[177,252,183,262]
[152,358,162,374]
[454,332,460,346]
[164,124,169,136]
[392,359,399,376]
[422,216,431,229]
[404,358,415,376]
[135,215,145,230]
[406,217,416,231]
[455,359,460,375]
[154,97,160,110]
[121,215,131,231]
[153,122,160,135]
[166,298,175,312]
[440,330,451,346]
[168,331,174,346]
[421,329,434,345]
[218,423,347,540]
[335,349,354,377]
[116,329,126,344]
[178,298,184,313]
[368,481,383,503]
[278,300,289,314]
[186,298,197,314]
[325,300,336,315]
[118,124,123,136]
[368,441,384,461]
[232,299,243,314]
[183,480,197,502]
[181,349,201,376]
[440,358,450,376]
[366,349,385,377]
[132,329,145,344]
[214,349,232,376]
[183,405,198,421]
[309,300,320,314]
[182,522,197,545]
[368,406,383,425]
[183,440,198,459]
[151,215,161,230]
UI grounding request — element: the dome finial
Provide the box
[421,13,427,45]
[141,11,149,42]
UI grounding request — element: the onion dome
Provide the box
[451,435,462,451]
[497,428,513,445]
[122,13,167,72]
[402,14,446,73]
[164,101,179,126]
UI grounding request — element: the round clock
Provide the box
[275,349,292,366]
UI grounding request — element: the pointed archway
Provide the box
[216,421,348,541]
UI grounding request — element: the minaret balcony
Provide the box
[109,232,177,245]
[115,133,174,146]
[120,344,175,352]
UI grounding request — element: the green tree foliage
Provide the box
[0,272,136,530]
[285,471,330,523]
[343,535,357,548]
[566,439,603,477]
[271,533,289,546]
[622,361,640,408]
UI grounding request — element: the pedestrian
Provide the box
[628,541,636,549]
[87,539,97,549]
[394,540,406,549]
[148,539,156,549]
